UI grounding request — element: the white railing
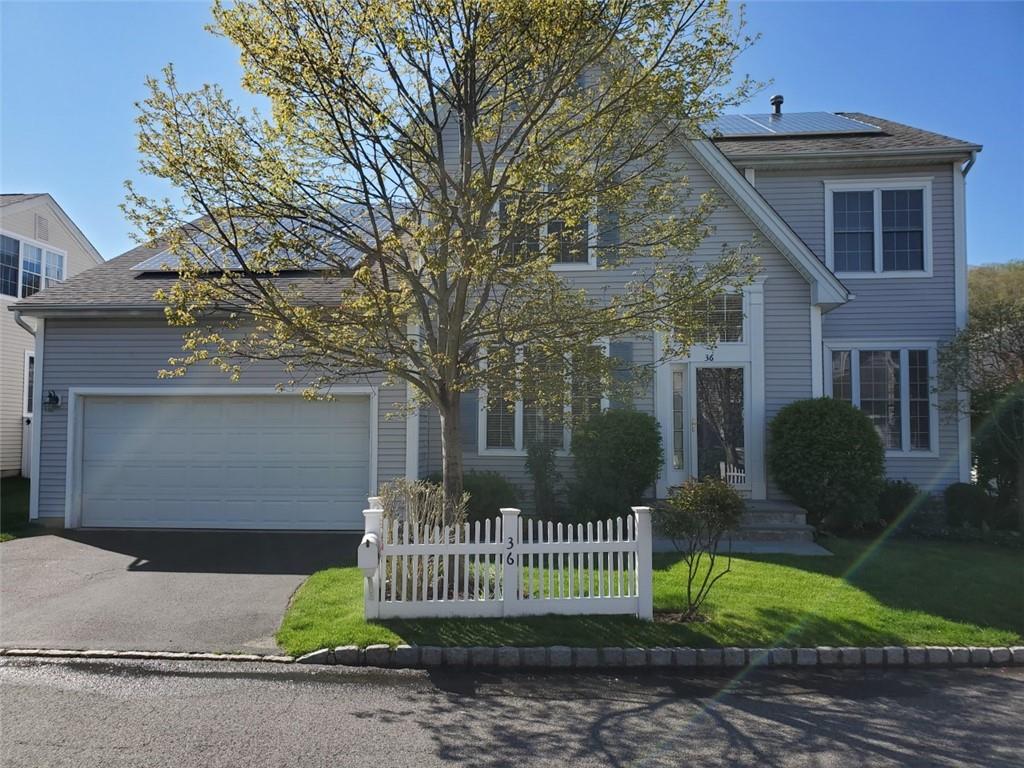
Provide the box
[719,461,746,486]
[359,499,653,621]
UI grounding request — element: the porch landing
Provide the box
[652,499,831,556]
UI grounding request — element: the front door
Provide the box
[667,364,749,490]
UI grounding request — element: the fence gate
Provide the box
[359,499,653,621]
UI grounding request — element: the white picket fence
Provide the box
[719,461,746,486]
[358,498,653,620]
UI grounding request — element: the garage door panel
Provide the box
[79,395,372,530]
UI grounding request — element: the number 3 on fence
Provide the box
[500,508,520,602]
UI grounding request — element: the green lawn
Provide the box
[277,537,1024,656]
[0,476,30,542]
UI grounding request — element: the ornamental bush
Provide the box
[767,398,885,531]
[653,478,744,619]
[427,470,519,525]
[943,482,995,529]
[570,409,663,521]
[876,479,923,525]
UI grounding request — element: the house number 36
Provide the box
[506,536,515,565]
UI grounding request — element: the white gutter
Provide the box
[961,150,978,177]
[13,309,35,337]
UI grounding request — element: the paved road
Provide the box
[1,658,1020,767]
[0,531,359,653]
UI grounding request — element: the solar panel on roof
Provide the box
[704,111,881,138]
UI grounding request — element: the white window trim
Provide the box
[23,351,34,418]
[477,339,610,456]
[823,178,933,279]
[655,282,766,499]
[547,212,598,271]
[823,340,939,457]
[0,228,68,301]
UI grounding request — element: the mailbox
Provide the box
[358,532,381,578]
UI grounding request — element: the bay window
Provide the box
[828,344,936,454]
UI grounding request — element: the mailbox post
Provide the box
[360,496,384,619]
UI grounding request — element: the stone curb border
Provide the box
[0,648,294,664]
[3,646,1021,672]
[294,644,1024,671]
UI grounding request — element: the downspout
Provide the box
[961,150,977,177]
[13,309,35,337]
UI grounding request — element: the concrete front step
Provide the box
[741,510,806,526]
[733,524,815,543]
[738,499,813,543]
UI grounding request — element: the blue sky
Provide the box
[1,1,1021,264]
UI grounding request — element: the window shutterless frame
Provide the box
[0,228,68,300]
[823,341,939,457]
[477,340,610,456]
[823,178,933,278]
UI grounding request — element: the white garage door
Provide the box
[79,395,371,529]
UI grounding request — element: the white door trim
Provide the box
[63,386,378,529]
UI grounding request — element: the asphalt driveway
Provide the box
[0,530,359,654]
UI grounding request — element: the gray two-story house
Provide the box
[12,102,979,531]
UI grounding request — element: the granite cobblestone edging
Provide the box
[289,644,1023,671]
[3,645,1021,671]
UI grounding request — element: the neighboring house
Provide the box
[11,102,979,530]
[0,194,103,478]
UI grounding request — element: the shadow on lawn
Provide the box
[349,668,1022,768]
[735,536,1024,639]
[377,606,896,649]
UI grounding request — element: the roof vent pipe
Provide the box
[770,94,784,116]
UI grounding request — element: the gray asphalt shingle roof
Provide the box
[8,113,981,313]
[11,241,353,313]
[712,112,981,159]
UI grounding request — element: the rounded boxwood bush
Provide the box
[768,397,885,531]
[570,409,663,521]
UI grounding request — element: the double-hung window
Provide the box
[0,232,66,299]
[496,195,595,270]
[480,342,609,454]
[824,179,932,277]
[827,344,936,454]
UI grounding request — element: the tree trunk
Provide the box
[438,390,465,525]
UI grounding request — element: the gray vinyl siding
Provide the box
[35,318,408,520]
[755,164,956,340]
[419,139,818,506]
[756,164,961,490]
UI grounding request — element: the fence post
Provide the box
[362,496,384,620]
[631,506,654,621]
[500,507,521,616]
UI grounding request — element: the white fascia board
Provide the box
[686,139,849,307]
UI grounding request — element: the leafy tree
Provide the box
[939,262,1024,530]
[126,0,758,517]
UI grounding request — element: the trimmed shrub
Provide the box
[570,409,663,521]
[768,397,885,531]
[943,482,995,529]
[426,470,519,524]
[876,479,923,524]
[653,478,744,619]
